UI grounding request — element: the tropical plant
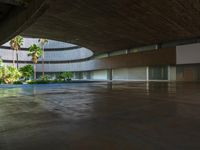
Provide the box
[0,59,3,67]
[56,73,64,81]
[27,44,43,80]
[0,60,6,83]
[38,38,48,78]
[0,61,22,84]
[60,72,73,81]
[9,35,23,68]
[19,65,34,81]
[13,81,23,84]
[39,74,50,81]
[28,80,49,84]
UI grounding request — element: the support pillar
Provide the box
[146,66,149,81]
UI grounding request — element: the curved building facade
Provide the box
[0,38,94,77]
[1,37,200,81]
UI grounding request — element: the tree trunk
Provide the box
[16,51,19,69]
[42,46,45,78]
[34,63,36,80]
[13,50,15,67]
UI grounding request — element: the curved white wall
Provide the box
[43,48,93,61]
[0,48,93,61]
[36,61,94,72]
[0,49,31,61]
[0,38,94,72]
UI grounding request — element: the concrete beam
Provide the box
[0,0,48,45]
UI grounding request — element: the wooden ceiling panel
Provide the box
[22,0,200,52]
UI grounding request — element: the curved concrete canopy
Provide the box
[1,0,200,52]
[0,0,47,44]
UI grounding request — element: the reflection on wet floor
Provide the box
[0,82,200,150]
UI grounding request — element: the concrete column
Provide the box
[146,66,149,81]
[106,48,111,80]
[168,66,176,81]
[107,69,112,81]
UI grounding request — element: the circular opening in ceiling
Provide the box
[1,37,94,62]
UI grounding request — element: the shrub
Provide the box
[0,63,22,84]
[19,65,34,81]
[60,72,73,81]
[39,75,51,81]
[13,81,23,84]
[28,80,50,84]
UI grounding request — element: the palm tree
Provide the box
[28,44,43,80]
[38,38,48,78]
[9,35,23,68]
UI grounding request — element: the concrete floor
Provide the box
[0,82,200,150]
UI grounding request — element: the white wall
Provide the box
[90,70,107,80]
[177,43,200,64]
[0,49,31,61]
[43,48,93,61]
[0,48,93,61]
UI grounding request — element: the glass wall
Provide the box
[149,66,168,80]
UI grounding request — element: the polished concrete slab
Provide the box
[0,82,200,150]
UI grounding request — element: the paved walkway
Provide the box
[0,82,200,150]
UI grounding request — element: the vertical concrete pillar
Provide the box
[146,66,149,81]
[107,69,113,81]
[168,66,176,81]
[107,52,112,81]
[126,49,129,54]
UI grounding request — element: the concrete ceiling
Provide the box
[1,0,200,52]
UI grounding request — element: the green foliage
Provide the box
[56,73,64,81]
[9,35,24,67]
[9,35,23,51]
[38,38,48,47]
[19,65,34,80]
[13,81,23,84]
[0,61,22,84]
[39,75,51,81]
[28,80,50,84]
[0,79,3,84]
[28,44,43,80]
[60,72,73,81]
[28,44,43,64]
[0,59,3,66]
